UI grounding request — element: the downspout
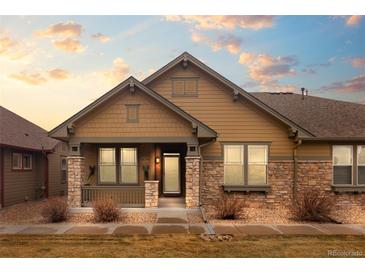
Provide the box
[198,138,216,222]
[293,139,302,202]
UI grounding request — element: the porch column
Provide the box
[185,156,201,208]
[144,180,159,208]
[67,156,85,208]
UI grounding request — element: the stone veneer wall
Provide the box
[201,159,365,218]
[67,156,85,208]
[185,156,201,208]
[144,180,159,208]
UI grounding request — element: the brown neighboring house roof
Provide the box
[251,92,365,139]
[0,106,59,151]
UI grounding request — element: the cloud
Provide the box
[35,21,83,37]
[239,51,298,92]
[52,38,86,53]
[165,16,275,30]
[91,32,111,43]
[319,74,365,93]
[9,71,47,85]
[102,57,130,83]
[9,68,71,85]
[0,34,30,60]
[191,31,242,54]
[301,68,316,74]
[48,68,70,80]
[350,57,365,68]
[346,15,363,26]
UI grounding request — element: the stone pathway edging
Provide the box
[0,223,364,236]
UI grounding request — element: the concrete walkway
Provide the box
[0,223,364,236]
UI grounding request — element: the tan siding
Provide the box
[3,148,44,207]
[48,142,68,196]
[148,64,294,157]
[298,143,332,159]
[74,87,193,138]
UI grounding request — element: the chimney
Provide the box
[305,89,309,96]
[301,87,305,100]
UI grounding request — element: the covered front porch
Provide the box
[67,138,202,209]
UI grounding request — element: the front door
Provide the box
[163,153,181,195]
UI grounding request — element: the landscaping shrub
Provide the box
[292,189,337,223]
[215,195,246,220]
[92,199,120,223]
[41,198,68,223]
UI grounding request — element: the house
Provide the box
[0,106,68,208]
[49,52,365,217]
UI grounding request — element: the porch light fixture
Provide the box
[155,157,160,164]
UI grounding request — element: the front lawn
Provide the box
[0,234,364,258]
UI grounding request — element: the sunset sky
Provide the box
[1,15,364,130]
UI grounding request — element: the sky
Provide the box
[0,15,364,130]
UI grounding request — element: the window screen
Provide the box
[358,145,365,185]
[120,148,138,184]
[224,145,244,185]
[99,148,116,184]
[248,145,268,185]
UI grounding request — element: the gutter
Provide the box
[293,139,302,202]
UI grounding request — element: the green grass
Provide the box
[0,234,364,258]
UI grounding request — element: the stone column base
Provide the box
[67,156,85,208]
[185,156,201,208]
[145,180,159,208]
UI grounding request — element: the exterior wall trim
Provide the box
[70,137,199,144]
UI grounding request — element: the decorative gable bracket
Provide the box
[129,79,135,93]
[182,54,188,68]
[192,123,198,135]
[233,90,239,101]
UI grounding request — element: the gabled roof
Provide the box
[0,106,59,151]
[142,52,314,138]
[49,76,217,139]
[251,92,365,140]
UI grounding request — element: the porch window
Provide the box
[12,153,22,170]
[333,145,353,185]
[357,145,365,184]
[120,148,138,184]
[99,148,116,184]
[248,145,268,185]
[224,145,244,185]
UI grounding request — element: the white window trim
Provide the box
[332,145,353,186]
[23,154,32,170]
[12,152,23,170]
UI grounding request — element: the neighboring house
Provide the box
[49,52,365,216]
[0,106,68,208]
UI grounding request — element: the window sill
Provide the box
[223,185,271,193]
[331,185,365,193]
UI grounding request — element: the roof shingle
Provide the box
[251,92,365,138]
[0,106,59,151]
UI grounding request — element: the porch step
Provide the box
[158,197,185,208]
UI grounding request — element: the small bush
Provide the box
[41,198,68,223]
[215,195,246,220]
[92,199,120,223]
[292,189,336,223]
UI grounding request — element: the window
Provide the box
[224,144,268,186]
[358,145,365,185]
[333,145,353,185]
[23,154,32,170]
[61,157,67,183]
[126,105,139,123]
[248,145,268,185]
[99,148,116,184]
[120,148,138,184]
[224,145,244,185]
[172,78,198,96]
[12,153,22,170]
